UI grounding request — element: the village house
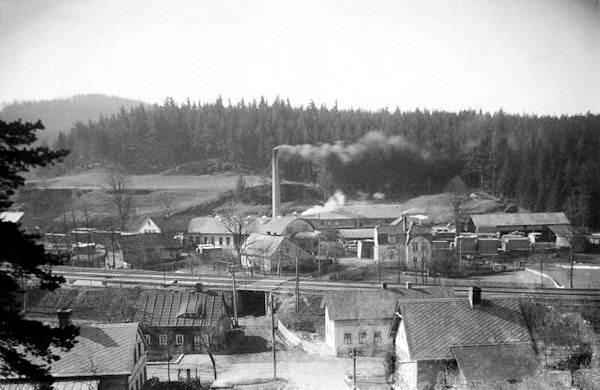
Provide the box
[127,216,162,234]
[1,314,148,390]
[254,215,321,254]
[374,222,407,264]
[186,216,234,251]
[391,287,539,389]
[241,233,314,273]
[136,290,232,360]
[405,223,434,270]
[322,286,455,357]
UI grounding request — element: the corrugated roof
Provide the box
[51,322,139,377]
[135,290,227,328]
[338,228,374,240]
[187,217,230,234]
[452,344,539,383]
[0,380,99,390]
[242,233,286,258]
[324,287,455,321]
[470,213,570,229]
[399,298,531,360]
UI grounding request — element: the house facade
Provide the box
[392,289,539,389]
[323,287,454,357]
[241,233,314,272]
[130,217,162,234]
[186,216,235,250]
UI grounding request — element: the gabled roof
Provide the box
[126,216,160,232]
[398,297,531,360]
[452,344,540,383]
[50,322,140,377]
[338,228,374,240]
[303,205,403,220]
[135,290,229,328]
[407,224,434,238]
[0,380,100,390]
[242,233,286,258]
[469,212,570,228]
[324,287,455,321]
[254,216,313,235]
[187,216,230,234]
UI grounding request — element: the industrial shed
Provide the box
[466,212,572,243]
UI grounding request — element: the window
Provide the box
[159,334,167,345]
[359,332,366,344]
[144,334,151,345]
[219,237,223,245]
[344,333,352,345]
[226,237,230,246]
[194,335,203,350]
[374,331,381,343]
[175,334,184,345]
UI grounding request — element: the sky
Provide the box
[1,0,599,115]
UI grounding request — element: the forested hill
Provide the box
[58,97,600,228]
[0,94,144,145]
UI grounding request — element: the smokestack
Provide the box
[272,148,281,218]
[469,286,482,308]
[57,308,72,328]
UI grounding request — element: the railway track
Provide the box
[53,266,600,300]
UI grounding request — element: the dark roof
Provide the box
[407,224,434,238]
[548,224,574,237]
[452,344,540,383]
[135,290,229,328]
[0,380,100,390]
[26,288,229,328]
[469,213,570,229]
[254,216,313,235]
[117,233,182,251]
[398,298,531,360]
[338,228,374,240]
[51,322,139,377]
[187,216,230,234]
[324,287,455,321]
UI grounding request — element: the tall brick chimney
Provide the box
[272,148,281,218]
[57,308,72,328]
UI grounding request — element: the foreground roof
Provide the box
[52,322,139,377]
[324,287,455,321]
[452,344,540,383]
[399,297,531,360]
[1,380,99,390]
[469,212,570,228]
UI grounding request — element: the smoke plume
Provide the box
[276,130,420,163]
[301,190,346,216]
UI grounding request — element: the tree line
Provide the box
[55,97,600,228]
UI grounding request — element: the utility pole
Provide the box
[317,237,321,277]
[352,348,357,390]
[270,292,277,380]
[229,264,240,327]
[570,235,574,289]
[295,257,299,318]
[540,256,543,288]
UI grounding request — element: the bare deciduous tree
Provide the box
[218,202,256,267]
[444,175,469,234]
[102,165,133,230]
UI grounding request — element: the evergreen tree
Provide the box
[0,120,78,384]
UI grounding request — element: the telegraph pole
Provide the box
[570,236,574,289]
[295,257,299,318]
[229,264,240,327]
[352,348,357,390]
[270,292,277,380]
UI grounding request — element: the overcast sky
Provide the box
[1,0,599,115]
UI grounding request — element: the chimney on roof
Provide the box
[405,281,412,289]
[57,308,72,328]
[469,286,482,308]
